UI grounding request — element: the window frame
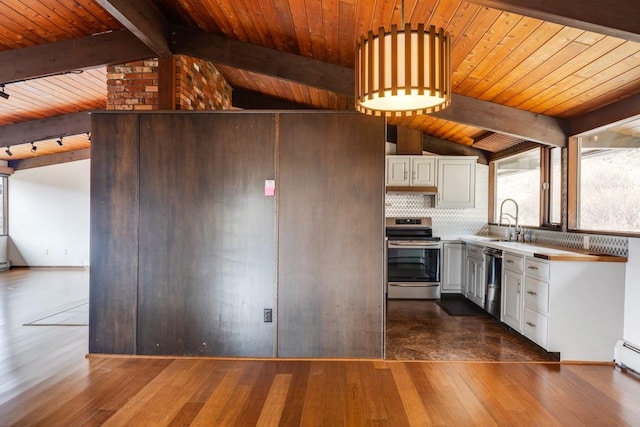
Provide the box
[568,135,640,237]
[489,145,562,230]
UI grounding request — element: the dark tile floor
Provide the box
[385,296,558,361]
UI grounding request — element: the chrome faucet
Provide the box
[499,198,519,241]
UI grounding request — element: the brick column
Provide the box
[107,56,232,111]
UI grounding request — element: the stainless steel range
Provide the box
[385,217,441,299]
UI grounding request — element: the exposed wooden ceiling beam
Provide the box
[0,113,90,147]
[489,142,541,162]
[8,148,91,171]
[171,24,354,95]
[569,93,640,136]
[0,30,154,85]
[94,0,171,57]
[466,0,640,43]
[172,25,568,147]
[433,94,568,147]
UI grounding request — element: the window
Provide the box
[548,147,562,226]
[576,121,640,233]
[0,175,6,235]
[494,149,541,227]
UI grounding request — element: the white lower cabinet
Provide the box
[464,244,485,307]
[523,306,549,348]
[501,252,523,332]
[501,267,523,332]
[521,257,624,361]
[442,242,464,293]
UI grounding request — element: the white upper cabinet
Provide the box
[411,157,436,186]
[386,156,411,186]
[385,155,436,187]
[436,157,476,208]
[386,155,476,208]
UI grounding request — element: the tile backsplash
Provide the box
[385,164,489,237]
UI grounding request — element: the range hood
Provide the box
[385,185,438,195]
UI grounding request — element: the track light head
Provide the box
[31,142,37,153]
[4,147,12,156]
[56,137,63,147]
[0,85,8,100]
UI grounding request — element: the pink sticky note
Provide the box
[264,180,275,196]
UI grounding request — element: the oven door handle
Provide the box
[388,283,440,288]
[388,242,441,249]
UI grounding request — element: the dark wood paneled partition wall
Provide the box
[90,111,384,358]
[278,114,385,357]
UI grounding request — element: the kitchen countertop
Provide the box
[458,235,627,262]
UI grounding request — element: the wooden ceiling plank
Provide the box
[442,2,482,46]
[0,112,91,147]
[450,7,503,71]
[287,0,313,57]
[0,29,154,84]
[415,0,456,30]
[26,0,100,36]
[230,0,272,48]
[511,38,628,111]
[304,0,328,62]
[55,0,123,31]
[465,0,640,43]
[267,0,298,53]
[321,0,340,65]
[492,40,591,105]
[478,26,585,102]
[464,21,562,99]
[337,0,357,67]
[455,16,542,94]
[552,73,640,120]
[514,47,640,115]
[452,11,523,89]
[171,23,354,95]
[94,0,171,57]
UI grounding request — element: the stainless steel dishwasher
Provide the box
[483,247,503,319]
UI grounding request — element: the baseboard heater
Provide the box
[614,340,640,374]
[0,260,9,271]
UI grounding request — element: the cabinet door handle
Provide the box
[404,171,408,180]
[526,321,536,328]
[527,266,538,270]
[506,260,514,264]
[412,171,416,180]
[527,290,537,296]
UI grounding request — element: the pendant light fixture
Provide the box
[355,0,451,117]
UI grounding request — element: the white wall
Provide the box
[624,238,640,346]
[8,160,90,267]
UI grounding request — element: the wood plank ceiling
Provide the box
[0,0,639,162]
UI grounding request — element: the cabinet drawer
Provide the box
[467,244,484,260]
[503,252,523,273]
[525,258,550,281]
[523,307,548,349]
[524,277,549,313]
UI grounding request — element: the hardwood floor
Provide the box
[2,268,640,426]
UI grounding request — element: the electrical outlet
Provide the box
[264,308,273,323]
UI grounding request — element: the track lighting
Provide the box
[31,142,37,153]
[0,85,8,100]
[56,137,63,147]
[4,147,12,156]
